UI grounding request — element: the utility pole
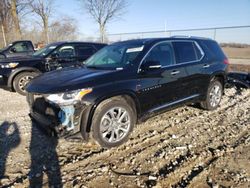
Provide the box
[1,23,7,46]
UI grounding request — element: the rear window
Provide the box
[172,41,201,64]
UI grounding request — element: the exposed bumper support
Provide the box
[27,93,92,140]
[226,72,250,89]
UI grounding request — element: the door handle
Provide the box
[203,64,210,68]
[171,70,180,75]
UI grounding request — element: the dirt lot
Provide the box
[222,47,250,59]
[0,69,250,188]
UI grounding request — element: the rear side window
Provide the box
[144,42,174,67]
[76,45,96,57]
[200,40,226,60]
[173,41,201,64]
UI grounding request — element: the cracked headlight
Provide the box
[0,62,19,68]
[45,88,92,106]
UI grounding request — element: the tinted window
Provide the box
[26,42,34,51]
[11,42,29,53]
[173,41,198,64]
[76,45,96,57]
[201,40,226,60]
[144,42,174,67]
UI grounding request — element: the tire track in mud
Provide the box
[171,132,250,188]
[80,90,250,186]
[54,90,249,174]
[57,89,249,186]
[4,89,249,187]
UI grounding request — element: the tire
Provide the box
[91,98,136,148]
[13,72,38,96]
[200,80,223,110]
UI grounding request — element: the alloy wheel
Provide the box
[100,107,131,143]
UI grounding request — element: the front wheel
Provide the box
[91,98,136,148]
[200,80,223,110]
[13,72,38,96]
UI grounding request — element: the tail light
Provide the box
[223,59,229,65]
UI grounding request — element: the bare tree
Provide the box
[81,0,127,42]
[30,0,54,44]
[0,0,11,46]
[49,17,79,42]
[10,0,22,39]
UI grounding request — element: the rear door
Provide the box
[137,41,188,113]
[172,41,205,98]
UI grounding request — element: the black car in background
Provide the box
[0,40,35,59]
[26,37,228,148]
[0,41,107,95]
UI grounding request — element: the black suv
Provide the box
[26,37,228,148]
[0,41,106,95]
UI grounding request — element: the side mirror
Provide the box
[10,47,17,53]
[141,60,161,71]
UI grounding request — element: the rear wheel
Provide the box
[200,80,223,110]
[13,72,38,95]
[92,98,136,148]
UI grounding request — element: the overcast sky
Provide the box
[55,0,250,43]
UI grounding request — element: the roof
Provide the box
[111,36,213,46]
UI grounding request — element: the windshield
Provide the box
[85,44,144,69]
[33,44,57,57]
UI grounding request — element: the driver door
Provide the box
[137,42,186,113]
[49,44,77,70]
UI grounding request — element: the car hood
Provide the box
[26,67,116,94]
[0,56,42,63]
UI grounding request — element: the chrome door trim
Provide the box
[149,94,200,113]
[137,40,205,73]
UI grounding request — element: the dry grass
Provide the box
[229,64,250,72]
[222,47,250,59]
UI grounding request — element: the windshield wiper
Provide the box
[86,65,99,69]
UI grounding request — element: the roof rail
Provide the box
[170,35,191,38]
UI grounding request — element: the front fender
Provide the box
[82,89,140,135]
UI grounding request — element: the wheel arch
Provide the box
[82,91,141,137]
[7,67,41,90]
[210,72,226,88]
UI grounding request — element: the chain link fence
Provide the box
[107,25,250,44]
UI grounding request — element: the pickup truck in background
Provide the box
[0,40,35,59]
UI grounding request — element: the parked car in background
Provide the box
[0,41,107,95]
[0,40,35,59]
[26,37,229,148]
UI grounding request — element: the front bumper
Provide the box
[27,93,91,140]
[0,68,12,88]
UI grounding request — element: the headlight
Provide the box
[0,62,19,68]
[45,88,92,106]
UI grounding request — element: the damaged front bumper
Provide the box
[27,93,92,140]
[226,72,250,89]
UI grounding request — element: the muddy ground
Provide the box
[0,69,249,188]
